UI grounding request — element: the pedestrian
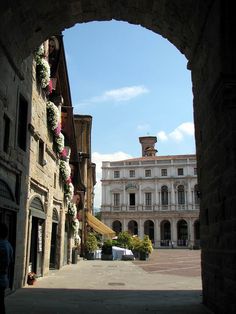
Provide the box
[0,223,13,314]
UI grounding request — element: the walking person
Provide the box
[0,223,13,314]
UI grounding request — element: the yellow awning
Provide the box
[86,212,116,237]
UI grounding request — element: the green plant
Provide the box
[85,233,98,253]
[117,231,132,249]
[131,236,142,252]
[140,235,153,254]
[102,239,113,254]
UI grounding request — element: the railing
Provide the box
[100,204,200,212]
[177,239,188,246]
[128,205,136,211]
[160,240,171,247]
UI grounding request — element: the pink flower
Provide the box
[66,177,72,184]
[47,79,53,94]
[60,147,67,157]
[54,122,61,136]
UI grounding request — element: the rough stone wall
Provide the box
[26,59,66,276]
[0,49,35,288]
[191,1,236,313]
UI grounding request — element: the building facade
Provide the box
[101,136,200,248]
[0,34,97,289]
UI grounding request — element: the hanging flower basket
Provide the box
[46,101,60,131]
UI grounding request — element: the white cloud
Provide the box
[102,86,149,102]
[92,151,132,208]
[157,122,194,142]
[79,85,149,106]
[157,130,168,141]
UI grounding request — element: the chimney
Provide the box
[139,136,157,157]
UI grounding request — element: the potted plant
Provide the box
[117,231,132,249]
[139,235,153,260]
[101,239,113,260]
[85,232,98,260]
[131,236,142,259]
[27,272,37,285]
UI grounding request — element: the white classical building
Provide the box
[101,136,200,248]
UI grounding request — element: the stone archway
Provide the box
[160,220,171,247]
[1,1,236,312]
[128,220,138,236]
[177,219,188,247]
[144,219,154,242]
[112,220,122,234]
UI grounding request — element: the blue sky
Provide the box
[63,21,195,207]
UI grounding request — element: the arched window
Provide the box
[161,185,168,205]
[178,185,185,204]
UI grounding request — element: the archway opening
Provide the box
[177,219,188,247]
[160,220,171,247]
[144,220,154,243]
[128,220,138,236]
[112,220,122,235]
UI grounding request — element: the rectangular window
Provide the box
[17,95,28,151]
[129,170,135,178]
[178,168,184,176]
[38,139,44,166]
[145,193,152,206]
[113,193,120,206]
[161,168,167,176]
[194,167,197,175]
[3,114,10,153]
[129,193,135,206]
[145,169,151,177]
[114,170,120,178]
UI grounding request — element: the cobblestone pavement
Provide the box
[133,249,201,277]
[6,249,212,314]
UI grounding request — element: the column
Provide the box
[187,181,192,205]
[155,183,159,210]
[123,183,126,205]
[154,219,160,248]
[139,218,144,239]
[171,182,175,210]
[171,219,177,246]
[188,218,194,247]
[139,182,142,208]
[123,218,127,232]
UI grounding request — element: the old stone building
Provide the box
[101,136,199,248]
[74,114,97,254]
[0,33,94,289]
[1,1,236,312]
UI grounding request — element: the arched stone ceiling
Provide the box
[0,0,213,66]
